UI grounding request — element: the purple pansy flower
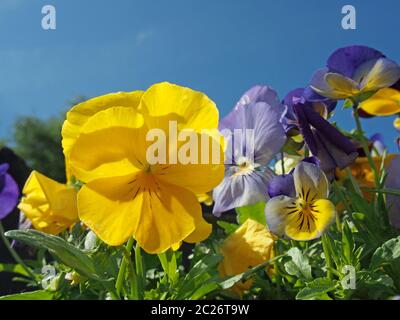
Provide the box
[282,89,358,179]
[0,163,19,220]
[386,156,400,228]
[212,86,286,216]
[309,45,400,100]
[282,88,337,133]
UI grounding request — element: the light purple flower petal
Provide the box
[235,85,282,109]
[327,45,384,78]
[212,168,274,216]
[0,173,19,219]
[386,156,400,228]
[220,101,286,166]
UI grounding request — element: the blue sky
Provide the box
[0,0,399,150]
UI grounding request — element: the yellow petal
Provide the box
[152,131,225,194]
[77,175,143,246]
[78,175,201,253]
[324,73,360,98]
[69,107,146,182]
[197,192,214,206]
[135,180,201,253]
[184,213,212,243]
[359,88,400,116]
[18,171,78,235]
[139,82,219,132]
[62,91,143,179]
[219,219,276,293]
[285,199,336,241]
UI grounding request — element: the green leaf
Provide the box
[342,221,355,265]
[296,278,337,300]
[370,236,400,270]
[236,202,266,225]
[0,290,54,300]
[5,230,97,280]
[176,254,223,299]
[0,263,30,277]
[284,247,312,281]
[217,221,239,235]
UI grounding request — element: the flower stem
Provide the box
[135,244,145,300]
[0,221,37,280]
[280,151,286,175]
[353,108,380,187]
[115,237,135,299]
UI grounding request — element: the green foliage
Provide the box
[236,202,266,225]
[12,115,66,182]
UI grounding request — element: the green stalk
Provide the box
[280,151,286,175]
[135,244,145,300]
[115,237,135,299]
[321,234,333,280]
[0,221,36,280]
[353,108,380,187]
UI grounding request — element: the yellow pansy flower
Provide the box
[66,82,224,253]
[62,90,144,180]
[266,162,336,241]
[18,171,78,235]
[219,219,276,295]
[359,88,400,116]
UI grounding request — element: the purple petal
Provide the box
[220,101,286,166]
[220,86,282,130]
[313,131,358,177]
[302,156,321,167]
[0,163,10,176]
[302,105,357,155]
[236,85,282,109]
[0,173,19,219]
[292,104,318,155]
[327,45,384,78]
[212,169,273,216]
[267,174,295,198]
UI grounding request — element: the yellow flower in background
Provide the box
[219,219,276,295]
[62,91,144,180]
[394,117,400,130]
[266,162,336,241]
[197,192,213,206]
[66,82,224,253]
[336,154,397,201]
[359,88,400,116]
[18,171,78,235]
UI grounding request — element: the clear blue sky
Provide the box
[0,0,399,150]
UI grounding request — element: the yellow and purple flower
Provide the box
[265,161,336,241]
[0,163,19,220]
[309,45,400,101]
[212,86,286,215]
